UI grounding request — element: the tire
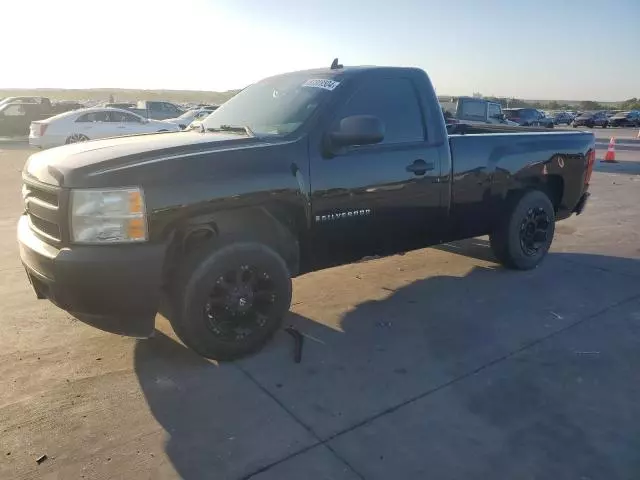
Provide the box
[169,242,292,360]
[602,122,608,129]
[65,133,90,144]
[490,190,555,270]
[572,124,578,128]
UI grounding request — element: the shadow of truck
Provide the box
[134,247,640,479]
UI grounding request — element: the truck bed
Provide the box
[447,122,565,135]
[446,130,595,237]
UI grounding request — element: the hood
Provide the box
[24,130,263,187]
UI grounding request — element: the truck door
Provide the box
[309,76,444,263]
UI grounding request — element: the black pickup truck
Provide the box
[18,61,595,360]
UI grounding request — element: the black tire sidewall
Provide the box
[503,190,555,270]
[175,242,292,360]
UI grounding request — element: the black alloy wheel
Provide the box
[519,207,551,257]
[203,264,278,343]
[489,189,555,270]
[170,242,292,360]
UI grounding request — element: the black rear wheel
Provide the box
[490,190,555,270]
[170,242,292,360]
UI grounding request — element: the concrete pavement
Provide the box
[1,143,639,479]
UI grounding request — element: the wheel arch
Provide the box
[164,204,303,283]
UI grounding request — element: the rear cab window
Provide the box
[458,99,487,122]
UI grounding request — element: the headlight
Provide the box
[70,187,147,243]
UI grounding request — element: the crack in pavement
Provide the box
[236,363,366,480]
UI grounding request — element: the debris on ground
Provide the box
[36,454,48,464]
[285,327,304,363]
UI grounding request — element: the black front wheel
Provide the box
[490,190,555,270]
[170,242,292,360]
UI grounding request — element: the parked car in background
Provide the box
[163,106,218,130]
[28,107,180,148]
[552,111,573,125]
[440,97,517,126]
[608,111,640,127]
[0,97,86,136]
[0,96,49,108]
[0,102,53,136]
[503,108,554,128]
[128,101,184,120]
[573,111,609,128]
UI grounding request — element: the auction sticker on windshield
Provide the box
[302,79,340,91]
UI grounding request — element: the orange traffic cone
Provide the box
[603,137,617,163]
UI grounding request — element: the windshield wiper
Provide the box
[206,124,255,137]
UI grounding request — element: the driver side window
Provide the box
[333,78,424,145]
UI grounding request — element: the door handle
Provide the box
[406,159,435,176]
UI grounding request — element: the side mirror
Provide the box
[328,115,384,149]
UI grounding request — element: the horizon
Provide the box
[2,0,638,102]
[0,86,630,105]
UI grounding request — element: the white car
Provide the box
[163,107,217,130]
[29,107,180,149]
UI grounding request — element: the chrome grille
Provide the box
[23,180,63,244]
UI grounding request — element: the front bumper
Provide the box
[18,215,167,337]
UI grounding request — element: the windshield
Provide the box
[201,73,340,136]
[612,112,630,118]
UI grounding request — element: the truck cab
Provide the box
[441,96,514,126]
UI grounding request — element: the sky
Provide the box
[2,0,638,101]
